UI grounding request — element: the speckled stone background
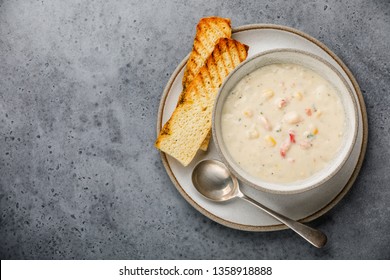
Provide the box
[0,0,389,259]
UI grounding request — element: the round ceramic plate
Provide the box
[157,24,368,231]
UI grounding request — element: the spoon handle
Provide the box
[240,194,327,248]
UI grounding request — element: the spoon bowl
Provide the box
[192,159,327,248]
[192,159,239,202]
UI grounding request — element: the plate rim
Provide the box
[156,23,368,232]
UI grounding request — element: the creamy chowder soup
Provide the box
[221,63,345,183]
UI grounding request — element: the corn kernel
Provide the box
[295,92,303,100]
[265,135,276,147]
[243,110,253,118]
[313,128,318,135]
[263,89,274,99]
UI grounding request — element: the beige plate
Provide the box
[156,24,368,231]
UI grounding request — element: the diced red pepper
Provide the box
[305,108,312,116]
[289,131,296,143]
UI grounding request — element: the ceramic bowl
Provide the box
[212,49,359,194]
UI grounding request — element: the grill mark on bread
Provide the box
[226,40,235,70]
[213,42,227,86]
[219,40,232,74]
[229,41,240,64]
[238,42,249,61]
[206,53,220,87]
[193,37,205,60]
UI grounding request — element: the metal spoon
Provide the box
[192,159,327,248]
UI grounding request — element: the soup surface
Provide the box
[221,63,345,183]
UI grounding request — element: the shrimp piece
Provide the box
[259,115,272,131]
[280,138,291,158]
[280,130,296,157]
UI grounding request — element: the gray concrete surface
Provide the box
[0,0,389,259]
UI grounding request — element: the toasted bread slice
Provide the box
[182,17,232,151]
[156,38,249,166]
[182,17,232,91]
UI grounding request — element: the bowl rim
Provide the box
[212,48,359,194]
